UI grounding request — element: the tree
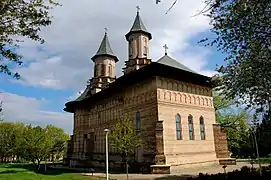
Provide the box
[0,101,3,122]
[9,122,25,161]
[21,125,49,170]
[155,0,178,14]
[0,0,59,78]
[254,111,271,157]
[200,0,271,116]
[44,125,69,165]
[0,122,69,169]
[0,122,16,161]
[109,117,141,179]
[214,94,252,158]
[21,124,69,171]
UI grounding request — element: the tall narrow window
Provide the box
[108,64,112,77]
[101,64,106,76]
[144,38,147,55]
[143,46,147,56]
[136,111,140,131]
[94,65,98,77]
[188,115,194,140]
[176,114,182,140]
[129,41,133,57]
[200,116,206,140]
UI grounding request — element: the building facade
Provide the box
[64,9,232,174]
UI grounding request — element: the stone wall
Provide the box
[65,75,224,171]
[156,77,218,169]
[213,124,230,158]
[68,77,158,169]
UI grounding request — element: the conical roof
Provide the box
[125,12,152,40]
[91,32,118,62]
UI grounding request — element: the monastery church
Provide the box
[64,8,233,174]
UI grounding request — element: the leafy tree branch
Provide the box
[0,0,59,79]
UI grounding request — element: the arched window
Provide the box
[94,65,98,77]
[143,46,148,56]
[108,64,112,77]
[143,38,148,56]
[129,41,133,57]
[188,115,194,140]
[200,116,206,140]
[101,64,106,76]
[136,111,140,131]
[176,114,182,140]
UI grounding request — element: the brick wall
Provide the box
[213,124,230,158]
[156,77,218,167]
[66,77,158,169]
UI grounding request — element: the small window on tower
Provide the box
[101,64,106,76]
[108,64,112,77]
[129,41,133,57]
[94,65,97,77]
[143,38,148,56]
[143,46,147,56]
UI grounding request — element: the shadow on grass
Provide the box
[0,170,23,174]
[1,163,80,175]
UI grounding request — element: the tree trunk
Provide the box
[32,160,36,166]
[52,154,55,167]
[44,161,47,172]
[126,158,129,180]
[37,160,41,171]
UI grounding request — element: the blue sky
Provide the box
[0,0,226,134]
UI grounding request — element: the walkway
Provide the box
[83,162,261,180]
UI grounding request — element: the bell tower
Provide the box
[89,28,118,94]
[123,6,152,74]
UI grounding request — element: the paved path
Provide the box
[84,162,263,180]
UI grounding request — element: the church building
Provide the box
[64,8,232,174]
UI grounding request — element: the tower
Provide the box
[89,29,118,94]
[123,6,152,74]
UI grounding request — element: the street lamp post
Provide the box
[104,129,109,180]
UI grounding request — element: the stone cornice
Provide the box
[157,89,214,110]
[157,101,214,111]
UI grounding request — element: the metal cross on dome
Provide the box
[136,6,140,13]
[163,44,169,55]
[104,27,108,34]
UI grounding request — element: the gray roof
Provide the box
[156,54,198,74]
[74,86,92,102]
[125,12,152,40]
[92,32,118,61]
[130,12,148,32]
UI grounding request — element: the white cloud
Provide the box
[0,91,73,134]
[13,56,90,89]
[11,0,214,90]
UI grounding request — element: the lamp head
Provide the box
[104,129,109,132]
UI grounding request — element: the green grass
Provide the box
[0,164,103,180]
[237,158,271,164]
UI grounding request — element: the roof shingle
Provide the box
[156,54,198,74]
[91,32,118,62]
[125,12,152,40]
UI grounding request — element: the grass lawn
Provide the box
[0,164,103,180]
